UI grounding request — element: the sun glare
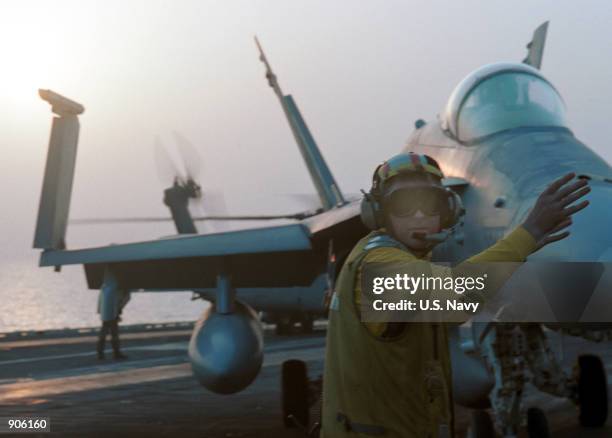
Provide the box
[0,5,59,113]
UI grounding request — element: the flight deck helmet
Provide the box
[360,152,463,230]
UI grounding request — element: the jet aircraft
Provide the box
[33,21,610,437]
[406,21,611,437]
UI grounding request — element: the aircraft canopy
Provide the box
[442,63,568,143]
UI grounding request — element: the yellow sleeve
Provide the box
[355,226,537,335]
[467,226,537,263]
[447,226,538,324]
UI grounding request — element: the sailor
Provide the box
[320,152,590,437]
[96,286,130,360]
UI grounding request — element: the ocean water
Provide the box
[0,254,209,334]
[0,194,310,334]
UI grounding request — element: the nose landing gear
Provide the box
[576,354,608,428]
[282,359,310,428]
[281,359,323,436]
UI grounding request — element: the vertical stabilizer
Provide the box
[33,90,85,250]
[522,21,549,70]
[255,37,345,210]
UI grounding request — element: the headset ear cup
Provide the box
[360,194,381,230]
[448,190,464,228]
[440,189,463,228]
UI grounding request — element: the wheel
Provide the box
[468,410,495,438]
[300,315,314,334]
[282,359,309,428]
[276,319,293,335]
[527,407,550,438]
[577,354,608,427]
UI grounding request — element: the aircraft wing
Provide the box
[40,201,365,291]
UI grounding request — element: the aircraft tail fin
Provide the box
[522,21,549,69]
[33,90,85,250]
[255,37,345,210]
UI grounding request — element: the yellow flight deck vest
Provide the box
[321,227,536,438]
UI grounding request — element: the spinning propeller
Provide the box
[72,132,315,226]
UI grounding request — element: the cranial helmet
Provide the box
[360,152,463,231]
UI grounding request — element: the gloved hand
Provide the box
[522,172,590,250]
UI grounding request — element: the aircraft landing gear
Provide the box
[480,323,609,435]
[281,359,323,435]
[526,407,549,438]
[276,318,293,336]
[282,359,310,428]
[468,408,551,438]
[468,410,495,438]
[299,315,314,334]
[480,324,527,436]
[576,354,608,427]
[275,314,315,335]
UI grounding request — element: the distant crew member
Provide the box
[96,288,131,360]
[321,152,590,437]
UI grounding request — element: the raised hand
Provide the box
[522,172,590,250]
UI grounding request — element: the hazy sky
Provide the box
[1,0,612,258]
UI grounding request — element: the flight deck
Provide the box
[1,324,611,437]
